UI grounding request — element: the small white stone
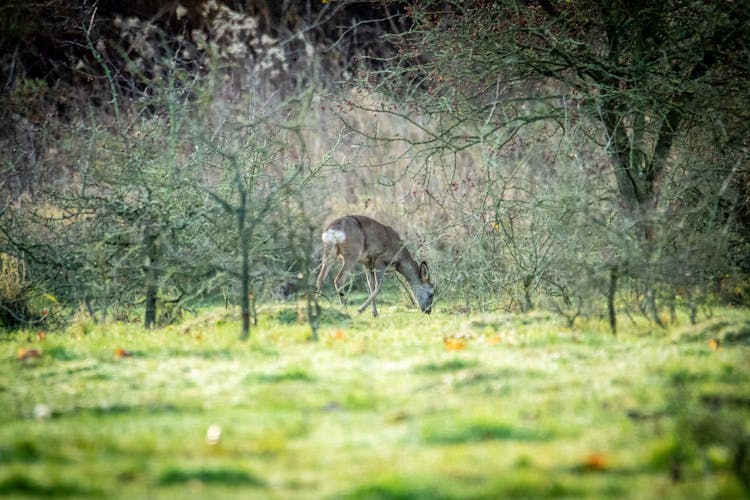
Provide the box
[205,424,222,445]
[33,404,51,420]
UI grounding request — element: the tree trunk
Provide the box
[144,279,157,329]
[238,183,250,340]
[144,225,159,329]
[523,274,534,311]
[602,106,680,243]
[608,266,618,336]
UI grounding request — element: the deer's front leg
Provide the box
[358,267,384,316]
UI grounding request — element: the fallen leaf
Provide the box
[583,452,608,471]
[114,348,133,358]
[444,338,466,351]
[333,330,346,341]
[37,331,47,340]
[17,348,42,360]
[486,336,502,345]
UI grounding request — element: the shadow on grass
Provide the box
[45,346,80,361]
[250,369,315,383]
[81,403,186,416]
[343,471,583,500]
[343,476,452,500]
[675,318,750,345]
[274,306,350,325]
[422,418,551,444]
[469,313,552,331]
[452,369,538,388]
[42,402,198,421]
[414,359,479,372]
[0,440,44,464]
[163,347,237,359]
[159,467,266,487]
[723,321,750,344]
[0,473,98,497]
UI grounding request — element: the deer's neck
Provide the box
[396,249,422,290]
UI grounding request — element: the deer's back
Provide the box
[325,215,403,263]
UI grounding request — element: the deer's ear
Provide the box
[420,261,430,282]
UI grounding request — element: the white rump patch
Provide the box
[322,228,346,244]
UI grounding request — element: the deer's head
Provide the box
[415,261,434,314]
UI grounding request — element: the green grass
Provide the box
[1,303,749,499]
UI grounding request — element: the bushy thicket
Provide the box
[1,2,346,328]
[329,0,750,326]
[1,1,747,331]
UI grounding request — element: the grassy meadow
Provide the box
[1,296,749,499]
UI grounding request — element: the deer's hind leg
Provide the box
[364,268,379,317]
[333,253,357,306]
[316,244,336,293]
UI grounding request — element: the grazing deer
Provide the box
[316,215,434,317]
